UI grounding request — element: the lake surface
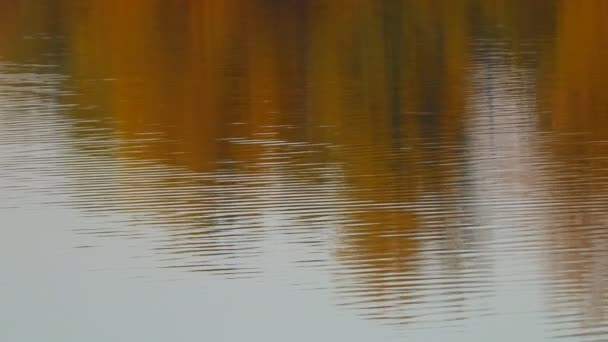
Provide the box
[1,1,608,341]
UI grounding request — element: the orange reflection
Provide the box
[57,0,473,321]
[4,0,608,329]
[542,0,608,331]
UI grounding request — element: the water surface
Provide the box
[2,1,608,341]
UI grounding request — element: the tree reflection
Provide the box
[1,0,608,331]
[540,1,608,336]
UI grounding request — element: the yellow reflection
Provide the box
[548,0,608,137]
[56,0,473,321]
[542,0,608,328]
[5,0,608,328]
[308,0,473,321]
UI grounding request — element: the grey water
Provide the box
[2,1,608,341]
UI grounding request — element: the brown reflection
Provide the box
[546,0,608,137]
[58,0,316,172]
[540,1,608,337]
[3,0,608,335]
[39,0,485,323]
[4,0,488,324]
[0,0,60,66]
[0,1,22,56]
[308,0,479,323]
[61,0,237,171]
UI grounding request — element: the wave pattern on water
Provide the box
[2,1,608,341]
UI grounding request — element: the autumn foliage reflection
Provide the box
[541,1,608,332]
[3,0,608,328]
[49,0,479,321]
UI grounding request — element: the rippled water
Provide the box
[2,1,608,341]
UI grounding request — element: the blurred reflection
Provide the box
[540,1,608,338]
[1,0,608,339]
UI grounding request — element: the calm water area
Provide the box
[2,1,608,341]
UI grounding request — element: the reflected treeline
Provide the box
[539,1,608,338]
[54,0,481,322]
[544,0,608,137]
[2,0,608,332]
